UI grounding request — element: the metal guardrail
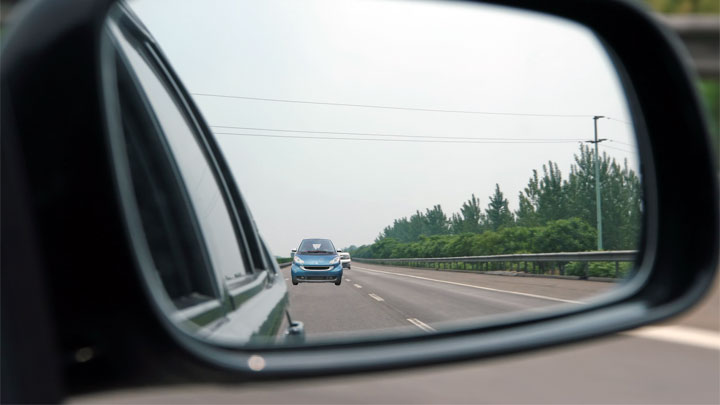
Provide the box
[278,261,292,268]
[354,250,637,279]
[356,251,636,263]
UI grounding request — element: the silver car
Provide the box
[339,251,351,269]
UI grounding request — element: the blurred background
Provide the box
[647,0,719,160]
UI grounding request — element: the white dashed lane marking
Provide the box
[354,284,363,289]
[368,293,385,302]
[407,318,436,333]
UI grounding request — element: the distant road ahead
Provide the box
[281,262,614,340]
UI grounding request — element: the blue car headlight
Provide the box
[294,256,304,265]
[329,256,340,265]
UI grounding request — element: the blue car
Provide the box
[291,239,343,286]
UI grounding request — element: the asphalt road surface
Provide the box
[283,262,614,341]
[76,263,719,404]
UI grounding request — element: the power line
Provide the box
[193,92,595,118]
[210,125,585,142]
[608,139,635,148]
[213,132,585,145]
[602,144,635,154]
[605,116,632,125]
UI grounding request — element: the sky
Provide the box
[129,0,639,257]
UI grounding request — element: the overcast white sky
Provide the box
[130,0,638,256]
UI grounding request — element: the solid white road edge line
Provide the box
[354,266,583,304]
[407,318,436,333]
[625,325,720,350]
[368,293,385,302]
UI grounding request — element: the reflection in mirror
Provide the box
[128,0,641,346]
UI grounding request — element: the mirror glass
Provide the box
[127,0,642,346]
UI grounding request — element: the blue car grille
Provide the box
[298,276,337,281]
[303,266,331,270]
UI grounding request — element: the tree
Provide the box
[598,156,643,250]
[515,170,541,227]
[485,184,514,231]
[424,205,449,236]
[565,145,642,250]
[450,194,485,234]
[565,145,597,228]
[364,144,642,257]
[536,161,567,224]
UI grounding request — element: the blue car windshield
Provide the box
[298,239,336,254]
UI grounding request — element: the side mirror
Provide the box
[3,0,716,401]
[123,0,714,379]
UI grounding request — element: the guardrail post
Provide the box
[615,261,619,278]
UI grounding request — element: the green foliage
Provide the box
[643,0,719,13]
[515,170,541,227]
[352,218,595,259]
[379,205,450,242]
[450,194,486,234]
[532,218,596,253]
[699,80,719,160]
[565,261,633,278]
[485,184,515,231]
[536,162,567,223]
[357,144,642,259]
[276,257,292,264]
[424,205,450,235]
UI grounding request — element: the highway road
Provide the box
[75,262,719,404]
[282,262,614,341]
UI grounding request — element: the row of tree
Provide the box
[350,218,597,259]
[349,145,642,258]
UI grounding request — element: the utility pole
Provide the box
[587,116,607,250]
